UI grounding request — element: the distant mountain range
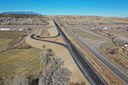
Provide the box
[0,11,41,15]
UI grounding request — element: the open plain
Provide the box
[0,14,128,85]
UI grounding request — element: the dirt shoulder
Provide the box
[60,25,126,85]
[47,21,58,37]
[25,35,89,84]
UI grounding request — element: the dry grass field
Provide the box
[59,16,128,75]
[99,41,128,73]
[26,32,87,84]
[72,29,101,43]
[0,31,41,79]
[0,31,24,39]
[0,48,41,78]
[0,39,12,52]
[0,31,24,51]
[69,25,128,74]
[41,29,50,37]
[56,17,128,84]
[62,26,126,84]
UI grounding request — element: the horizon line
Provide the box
[0,11,127,18]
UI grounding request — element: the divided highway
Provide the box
[54,20,108,85]
[65,25,128,84]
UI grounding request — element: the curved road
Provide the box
[65,23,128,84]
[28,20,108,85]
[54,20,108,85]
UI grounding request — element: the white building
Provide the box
[102,27,108,30]
[124,44,128,48]
[19,28,23,31]
[0,28,11,31]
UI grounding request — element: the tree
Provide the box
[42,45,46,50]
[39,49,71,85]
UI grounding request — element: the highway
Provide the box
[54,20,108,85]
[65,25,128,84]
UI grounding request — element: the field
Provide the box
[0,39,12,52]
[62,22,127,84]
[98,41,128,73]
[102,28,128,39]
[62,17,128,74]
[0,48,41,78]
[25,22,87,83]
[72,29,101,43]
[0,15,128,84]
[0,31,41,79]
[0,31,24,51]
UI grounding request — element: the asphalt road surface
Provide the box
[66,26,128,84]
[54,20,108,85]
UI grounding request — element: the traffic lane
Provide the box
[54,21,107,85]
[66,26,128,84]
[78,36,128,83]
[70,44,105,85]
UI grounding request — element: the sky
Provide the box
[0,0,128,17]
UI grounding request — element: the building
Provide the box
[19,28,23,31]
[124,43,128,48]
[102,27,108,30]
[0,28,11,31]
